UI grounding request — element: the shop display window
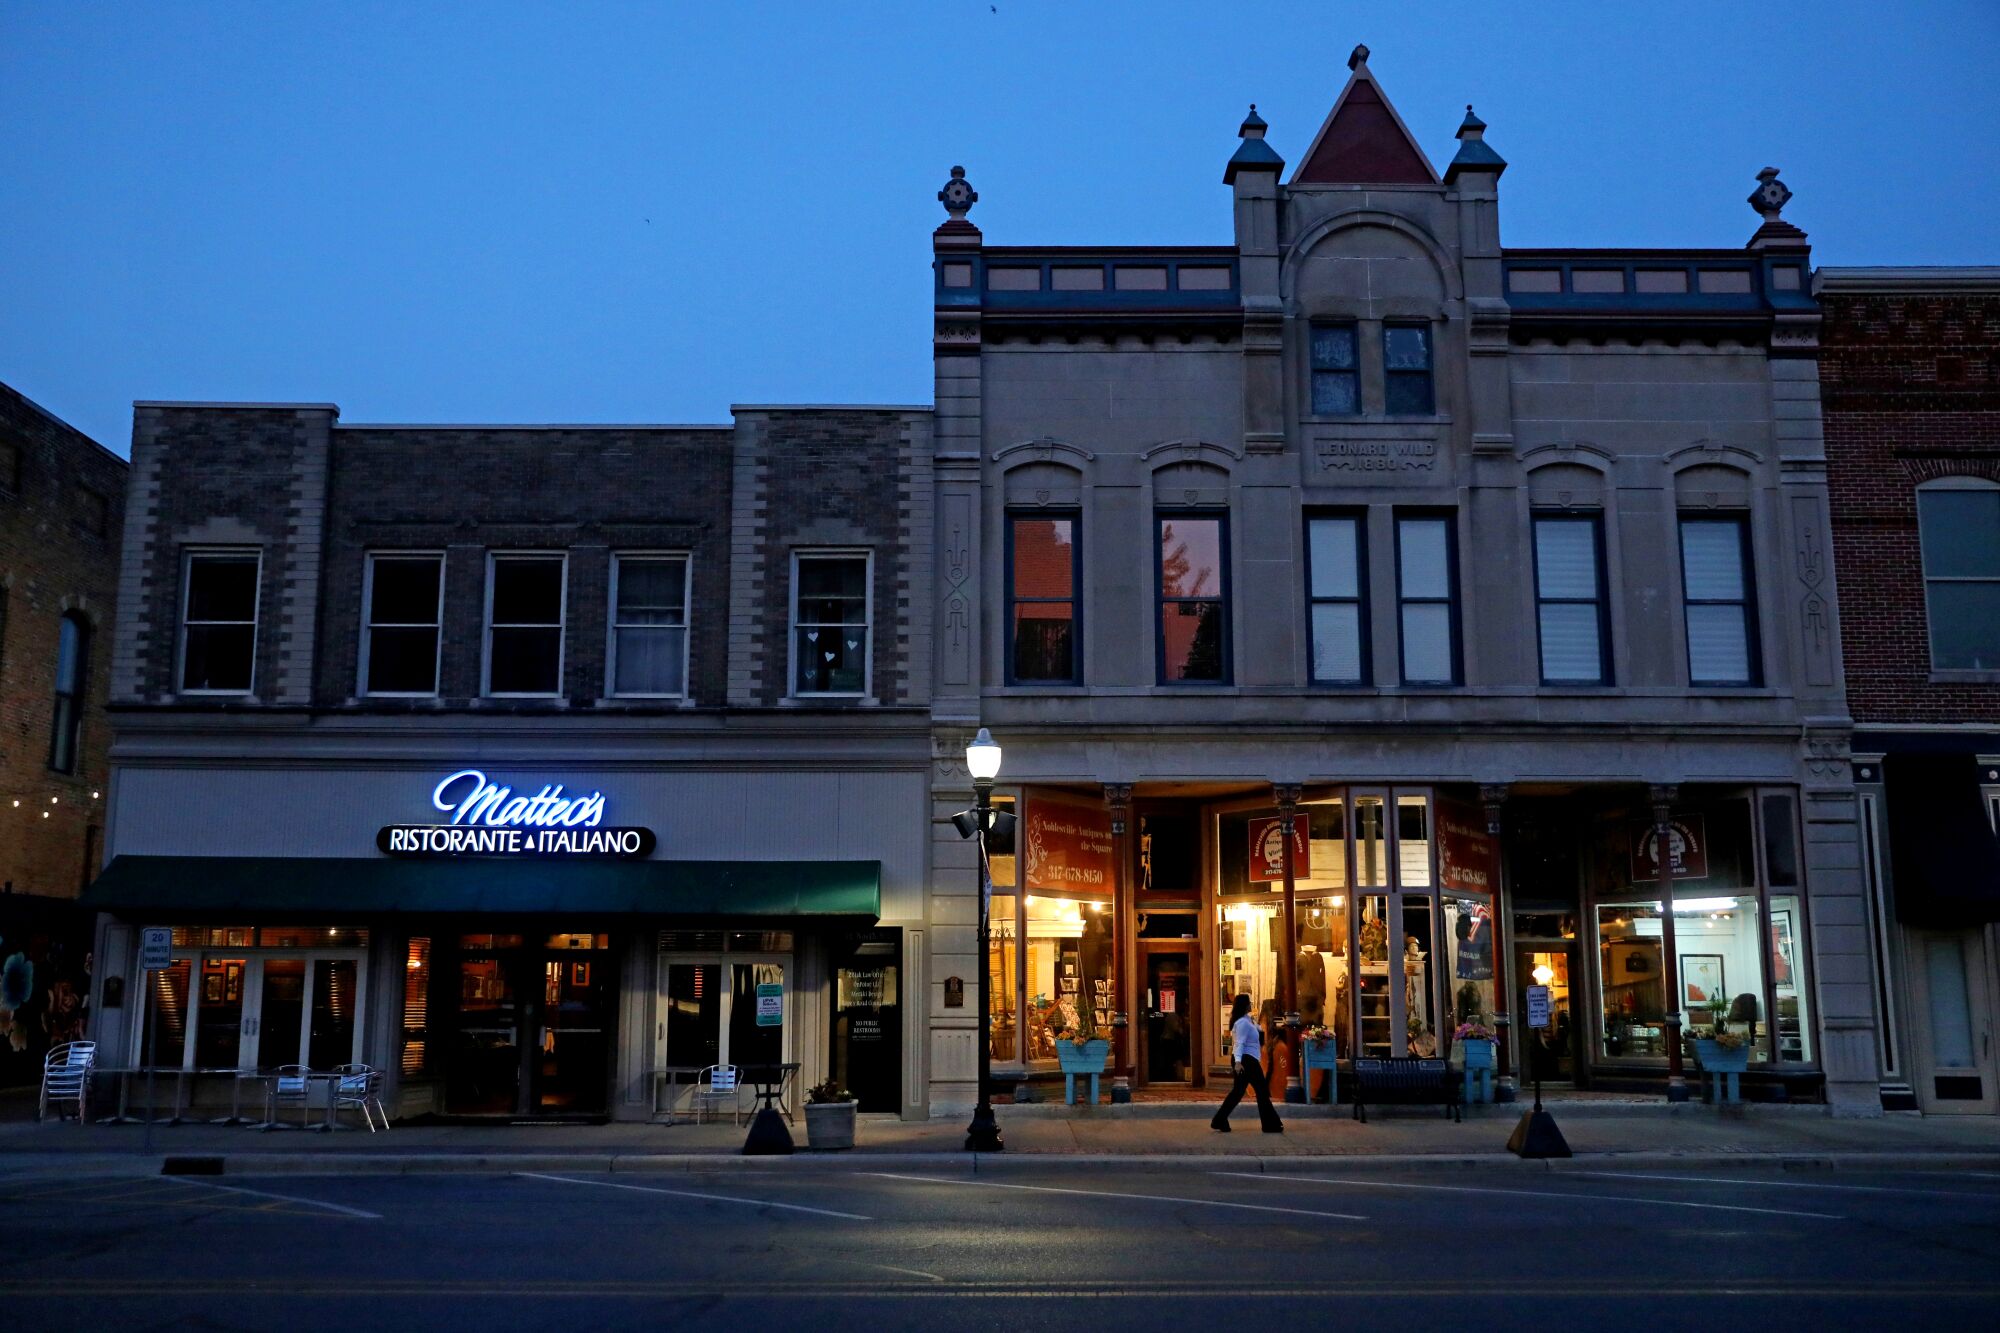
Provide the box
[1442,896,1496,1035]
[1397,794,1432,887]
[1676,892,1768,1062]
[1401,895,1436,1054]
[1217,894,1348,1060]
[1768,893,1811,1062]
[1354,894,1393,1056]
[1021,895,1114,1063]
[1597,902,1668,1058]
[988,894,1018,1063]
[1354,796,1389,887]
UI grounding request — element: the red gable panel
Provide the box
[1293,81,1436,185]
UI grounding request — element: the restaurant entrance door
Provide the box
[444,931,614,1117]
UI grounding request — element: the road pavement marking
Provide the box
[172,1178,382,1220]
[1216,1172,1841,1220]
[520,1172,871,1220]
[865,1172,1367,1221]
[1572,1170,2000,1199]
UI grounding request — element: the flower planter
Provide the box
[804,1100,856,1150]
[1693,1039,1750,1073]
[1459,1038,1496,1070]
[1456,1037,1497,1104]
[1301,1038,1340,1104]
[1055,1038,1110,1106]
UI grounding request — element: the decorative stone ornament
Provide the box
[939,165,977,221]
[1748,167,1792,221]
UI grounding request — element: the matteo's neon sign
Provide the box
[377,769,656,859]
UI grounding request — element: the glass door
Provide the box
[537,949,611,1112]
[655,954,789,1114]
[1518,945,1578,1084]
[255,958,308,1068]
[1141,947,1193,1083]
[449,944,522,1114]
[191,957,249,1069]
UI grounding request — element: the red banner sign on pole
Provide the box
[1247,814,1310,883]
[1024,794,1114,891]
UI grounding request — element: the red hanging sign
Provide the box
[1247,814,1310,883]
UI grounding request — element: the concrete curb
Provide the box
[8,1148,2000,1178]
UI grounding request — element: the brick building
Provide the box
[0,382,125,1083]
[1819,267,2000,1114]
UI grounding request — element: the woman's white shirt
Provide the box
[1231,1014,1263,1061]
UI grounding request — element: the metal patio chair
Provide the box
[692,1064,741,1125]
[264,1064,312,1129]
[39,1041,95,1122]
[334,1063,388,1132]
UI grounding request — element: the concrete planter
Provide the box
[805,1100,856,1150]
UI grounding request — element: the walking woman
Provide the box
[1211,993,1283,1133]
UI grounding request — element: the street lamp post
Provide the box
[964,728,1005,1153]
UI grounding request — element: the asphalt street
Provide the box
[3,1161,1998,1330]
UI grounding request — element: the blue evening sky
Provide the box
[4,1,1996,453]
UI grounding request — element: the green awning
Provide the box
[82,855,880,920]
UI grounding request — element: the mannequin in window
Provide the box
[1296,943,1327,1026]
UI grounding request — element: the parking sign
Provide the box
[139,927,172,972]
[1525,984,1552,1030]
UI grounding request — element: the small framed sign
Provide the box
[944,976,965,1008]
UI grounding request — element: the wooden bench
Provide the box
[1350,1056,1462,1123]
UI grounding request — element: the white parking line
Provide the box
[173,1178,382,1220]
[865,1172,1367,1221]
[520,1172,872,1221]
[1571,1170,2000,1199]
[1215,1172,1841,1220]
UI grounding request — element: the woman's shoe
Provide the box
[1262,1123,1285,1133]
[1210,1121,1231,1132]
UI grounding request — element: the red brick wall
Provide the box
[1821,291,2000,724]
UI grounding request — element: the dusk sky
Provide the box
[5,1,1996,454]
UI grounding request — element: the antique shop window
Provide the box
[179,549,260,694]
[1916,478,2000,670]
[1309,322,1360,416]
[791,551,871,696]
[1395,514,1458,685]
[1678,516,1760,685]
[1443,896,1498,1033]
[1020,894,1114,1065]
[1007,513,1080,683]
[1216,800,1349,1057]
[48,611,88,773]
[1597,902,1668,1059]
[1156,513,1229,684]
[1383,323,1435,416]
[1532,513,1610,685]
[484,553,566,696]
[361,553,444,696]
[609,553,691,697]
[986,796,1020,1063]
[1307,512,1367,684]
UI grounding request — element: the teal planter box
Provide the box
[1460,1038,1496,1070]
[1694,1039,1749,1073]
[1301,1038,1339,1104]
[1055,1038,1110,1107]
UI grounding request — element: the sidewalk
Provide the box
[5,1091,1998,1176]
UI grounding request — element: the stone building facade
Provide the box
[927,49,1880,1115]
[1819,267,2000,1113]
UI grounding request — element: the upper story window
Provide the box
[1157,513,1229,684]
[361,553,443,696]
[1307,512,1367,685]
[1678,515,1760,686]
[1309,323,1360,416]
[792,552,870,697]
[1007,514,1080,684]
[1383,324,1435,416]
[49,612,88,773]
[484,553,566,697]
[1395,514,1457,685]
[179,550,260,694]
[1917,479,2000,671]
[1532,513,1611,685]
[609,553,691,698]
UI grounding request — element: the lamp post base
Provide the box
[1665,1075,1691,1103]
[1110,1075,1131,1104]
[965,1103,1004,1152]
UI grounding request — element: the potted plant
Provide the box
[1301,1024,1340,1103]
[804,1078,857,1150]
[1453,1021,1497,1069]
[1051,1008,1110,1105]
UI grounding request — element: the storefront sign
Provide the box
[1247,815,1310,882]
[1024,795,1113,890]
[755,981,783,1027]
[1436,799,1495,894]
[1630,815,1709,882]
[378,769,657,859]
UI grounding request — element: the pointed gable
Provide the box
[1291,46,1439,186]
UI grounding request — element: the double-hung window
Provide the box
[792,552,870,696]
[1309,323,1360,415]
[1678,516,1760,685]
[179,550,260,694]
[1383,323,1435,415]
[1532,514,1610,684]
[484,553,566,697]
[49,612,88,773]
[609,553,691,697]
[1157,513,1229,684]
[361,553,443,696]
[1006,514,1080,683]
[1916,480,2000,670]
[1395,514,1457,685]
[1306,512,1367,684]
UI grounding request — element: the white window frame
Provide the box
[359,551,445,698]
[788,548,873,699]
[607,551,693,700]
[177,547,262,696]
[1916,477,2000,672]
[482,551,568,699]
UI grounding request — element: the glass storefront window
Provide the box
[988,894,1018,1062]
[1402,895,1436,1054]
[1769,893,1811,1062]
[1598,902,1667,1058]
[1442,896,1496,1033]
[988,795,1018,889]
[1397,794,1432,888]
[1355,893,1392,1055]
[1217,893,1349,1058]
[1676,891,1767,1062]
[1022,895,1113,1062]
[1355,797,1389,888]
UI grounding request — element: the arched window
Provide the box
[49,611,88,774]
[1916,477,2000,671]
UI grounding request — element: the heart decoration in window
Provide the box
[824,651,835,662]
[846,640,858,651]
[806,631,818,642]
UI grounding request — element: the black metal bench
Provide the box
[1350,1057,1462,1123]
